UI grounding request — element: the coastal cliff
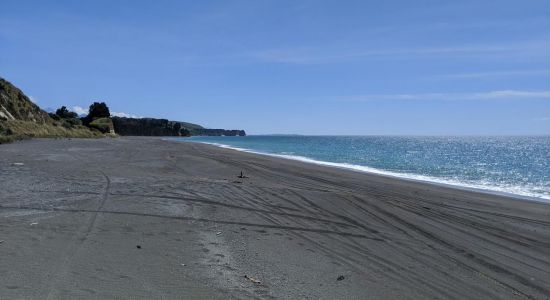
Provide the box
[111,117,192,137]
[112,117,246,137]
[189,128,246,136]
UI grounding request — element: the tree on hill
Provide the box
[55,106,78,119]
[88,102,110,119]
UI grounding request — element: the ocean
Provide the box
[171,135,550,201]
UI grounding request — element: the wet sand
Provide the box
[1,137,549,299]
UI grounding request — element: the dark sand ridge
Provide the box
[1,137,549,299]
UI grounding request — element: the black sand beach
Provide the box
[1,137,549,299]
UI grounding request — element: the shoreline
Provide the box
[2,137,550,299]
[172,138,550,204]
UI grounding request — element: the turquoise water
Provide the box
[172,136,550,201]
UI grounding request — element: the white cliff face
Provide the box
[0,105,16,121]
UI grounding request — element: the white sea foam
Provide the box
[188,141,550,203]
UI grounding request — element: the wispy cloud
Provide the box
[341,90,550,102]
[71,106,88,115]
[111,111,142,118]
[533,117,550,122]
[435,69,550,80]
[248,40,550,64]
[72,106,141,118]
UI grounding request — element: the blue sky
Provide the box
[1,0,549,134]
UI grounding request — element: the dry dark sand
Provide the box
[1,137,549,299]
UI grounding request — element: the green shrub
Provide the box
[67,118,82,126]
[89,117,113,133]
[49,113,61,121]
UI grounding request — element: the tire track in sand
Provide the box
[46,170,111,299]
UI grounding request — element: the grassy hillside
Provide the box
[178,121,203,130]
[89,117,115,134]
[0,120,102,143]
[0,78,50,123]
[0,77,104,143]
